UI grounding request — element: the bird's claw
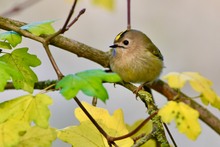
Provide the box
[133,85,144,99]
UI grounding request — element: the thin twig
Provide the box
[61,0,78,33]
[74,96,158,146]
[41,0,86,80]
[112,111,158,141]
[0,16,110,68]
[163,123,177,147]
[132,133,146,143]
[73,97,118,146]
[132,133,154,147]
[66,8,86,30]
[42,43,64,79]
[127,0,131,29]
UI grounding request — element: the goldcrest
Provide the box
[109,29,164,86]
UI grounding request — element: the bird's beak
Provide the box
[109,44,118,48]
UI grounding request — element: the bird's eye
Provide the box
[123,40,129,45]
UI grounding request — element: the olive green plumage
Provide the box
[109,29,164,84]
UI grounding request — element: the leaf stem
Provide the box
[92,97,98,106]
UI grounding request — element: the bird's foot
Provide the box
[133,83,145,98]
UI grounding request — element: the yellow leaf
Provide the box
[158,101,201,140]
[65,0,115,10]
[211,96,220,110]
[163,72,219,109]
[58,122,107,147]
[0,120,30,147]
[184,72,217,103]
[18,126,57,147]
[0,94,53,128]
[163,72,191,89]
[92,0,115,10]
[58,101,133,146]
[75,102,127,132]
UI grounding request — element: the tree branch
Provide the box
[0,16,220,135]
[0,16,110,68]
[150,80,220,135]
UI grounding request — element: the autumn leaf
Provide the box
[163,72,220,109]
[18,126,57,147]
[0,41,12,49]
[92,0,115,10]
[56,69,122,102]
[65,0,115,10]
[57,101,133,147]
[0,94,53,128]
[0,121,56,147]
[0,61,21,91]
[211,96,220,109]
[158,101,201,140]
[0,48,41,93]
[0,120,30,147]
[163,72,191,89]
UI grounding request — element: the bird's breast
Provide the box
[110,51,163,83]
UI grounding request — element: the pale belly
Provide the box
[110,53,163,83]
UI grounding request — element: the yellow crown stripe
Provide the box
[115,30,127,41]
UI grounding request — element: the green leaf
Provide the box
[0,94,53,128]
[158,101,201,140]
[0,41,12,49]
[18,126,57,147]
[0,61,21,91]
[21,20,56,36]
[56,69,122,102]
[0,20,55,48]
[0,65,10,91]
[0,31,22,47]
[57,101,133,147]
[0,48,41,93]
[0,120,30,147]
[92,0,115,10]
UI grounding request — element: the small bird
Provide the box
[109,29,164,94]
